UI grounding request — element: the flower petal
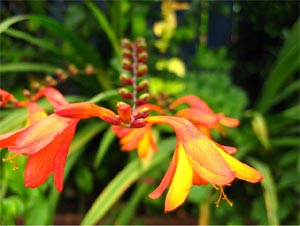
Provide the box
[149,148,178,199]
[10,114,71,154]
[56,102,117,120]
[216,149,264,183]
[164,145,193,212]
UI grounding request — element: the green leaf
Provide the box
[86,1,121,59]
[255,19,300,113]
[249,159,279,225]
[81,137,176,225]
[93,127,116,169]
[3,28,62,54]
[0,62,60,74]
[0,15,28,34]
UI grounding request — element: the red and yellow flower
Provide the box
[0,88,80,192]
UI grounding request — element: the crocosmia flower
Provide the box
[0,87,79,192]
[146,116,263,212]
[171,95,240,136]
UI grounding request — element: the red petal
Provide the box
[148,147,178,199]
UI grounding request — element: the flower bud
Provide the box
[118,88,133,99]
[137,51,148,62]
[121,38,132,48]
[103,115,122,125]
[45,75,58,87]
[122,48,132,58]
[135,38,146,51]
[122,58,132,70]
[136,80,148,92]
[130,118,147,128]
[136,63,148,77]
[119,73,133,85]
[68,64,79,76]
[85,64,95,75]
[136,93,150,106]
[134,107,149,119]
[117,101,132,124]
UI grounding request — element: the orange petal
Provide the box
[164,145,193,212]
[149,149,178,199]
[176,108,219,127]
[34,87,68,109]
[11,114,72,154]
[53,121,78,191]
[147,116,235,185]
[117,102,132,124]
[25,102,48,126]
[219,114,240,127]
[171,95,213,113]
[56,102,117,120]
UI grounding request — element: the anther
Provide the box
[214,185,233,207]
[2,153,19,170]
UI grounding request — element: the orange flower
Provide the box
[112,124,157,158]
[1,87,79,192]
[171,95,240,136]
[146,116,263,212]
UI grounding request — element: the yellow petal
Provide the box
[165,144,193,212]
[216,147,264,183]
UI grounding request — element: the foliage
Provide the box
[0,1,299,225]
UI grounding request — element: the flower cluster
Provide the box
[0,38,263,213]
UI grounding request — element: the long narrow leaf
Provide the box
[0,62,60,74]
[249,159,279,225]
[3,28,62,54]
[86,2,121,59]
[81,137,176,225]
[255,20,300,113]
[0,15,28,34]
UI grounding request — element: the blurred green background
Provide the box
[0,0,299,225]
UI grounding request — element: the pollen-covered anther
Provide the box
[130,118,148,128]
[122,58,133,70]
[136,63,148,77]
[214,185,233,207]
[136,80,149,92]
[118,88,133,100]
[119,73,133,86]
[2,153,19,170]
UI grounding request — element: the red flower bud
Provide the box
[130,118,147,128]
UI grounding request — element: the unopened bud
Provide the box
[122,58,132,70]
[45,75,58,87]
[136,80,148,92]
[119,73,133,85]
[23,89,31,98]
[68,64,79,76]
[137,51,148,62]
[85,64,95,75]
[135,38,146,50]
[118,88,133,99]
[136,63,148,77]
[136,93,150,106]
[117,101,132,124]
[122,48,132,58]
[130,118,147,128]
[134,107,149,119]
[121,38,132,48]
[103,115,122,125]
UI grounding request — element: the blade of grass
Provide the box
[86,1,121,59]
[0,15,28,33]
[255,20,299,113]
[81,137,176,225]
[249,159,279,226]
[93,127,116,169]
[0,62,60,74]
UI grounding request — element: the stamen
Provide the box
[214,185,233,207]
[2,153,19,170]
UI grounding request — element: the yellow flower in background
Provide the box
[156,57,186,77]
